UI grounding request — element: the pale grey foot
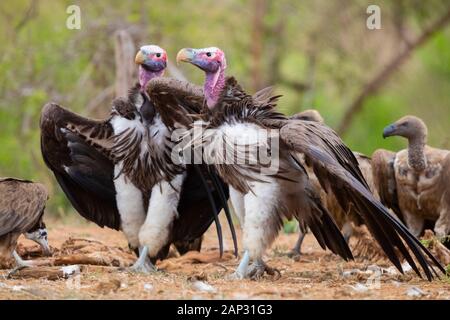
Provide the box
[288,231,306,259]
[7,250,34,277]
[342,221,353,243]
[434,208,450,239]
[228,250,250,280]
[128,246,156,274]
[247,258,281,280]
[404,211,425,237]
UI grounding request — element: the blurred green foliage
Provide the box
[0,0,449,216]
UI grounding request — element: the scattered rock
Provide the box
[192,280,217,293]
[12,285,26,291]
[367,265,382,273]
[61,265,80,277]
[391,280,402,287]
[406,286,425,297]
[143,283,154,292]
[385,262,413,275]
[347,283,369,293]
[342,269,360,277]
[232,292,250,299]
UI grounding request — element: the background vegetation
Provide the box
[1,0,449,216]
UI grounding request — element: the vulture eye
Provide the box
[206,52,212,57]
[156,53,161,58]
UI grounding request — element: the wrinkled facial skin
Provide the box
[25,220,51,256]
[135,45,167,72]
[176,47,226,73]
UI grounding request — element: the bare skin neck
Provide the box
[139,66,164,92]
[204,69,226,109]
[407,135,427,172]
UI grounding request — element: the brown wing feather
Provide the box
[145,77,205,128]
[371,149,404,222]
[280,120,445,280]
[0,179,47,236]
[40,103,121,229]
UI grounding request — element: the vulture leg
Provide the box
[341,221,353,243]
[128,246,156,274]
[230,250,250,279]
[288,231,306,258]
[403,210,425,237]
[231,182,281,279]
[8,251,36,277]
[247,258,281,280]
[434,206,450,239]
[12,250,34,268]
[229,187,245,225]
[114,165,146,251]
[139,175,184,259]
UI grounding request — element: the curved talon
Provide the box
[126,246,156,274]
[264,265,281,280]
[247,261,281,280]
[286,250,302,261]
[7,265,29,279]
[128,261,156,274]
[226,271,245,280]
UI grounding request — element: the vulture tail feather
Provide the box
[193,165,224,257]
[291,154,353,260]
[208,168,239,257]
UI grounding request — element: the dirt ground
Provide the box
[0,217,449,300]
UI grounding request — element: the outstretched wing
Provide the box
[280,120,445,280]
[0,179,47,236]
[40,103,121,229]
[371,149,404,222]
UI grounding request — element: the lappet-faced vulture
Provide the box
[40,45,236,273]
[0,178,50,271]
[175,46,444,280]
[373,115,450,239]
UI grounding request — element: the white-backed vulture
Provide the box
[373,115,450,239]
[40,45,236,273]
[0,178,50,271]
[174,46,444,280]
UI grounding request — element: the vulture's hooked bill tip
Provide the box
[135,50,145,65]
[176,48,194,65]
[383,124,396,138]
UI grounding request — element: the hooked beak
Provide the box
[135,50,145,65]
[383,124,397,138]
[37,238,52,256]
[135,50,167,72]
[176,48,195,65]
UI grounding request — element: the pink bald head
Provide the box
[177,47,227,108]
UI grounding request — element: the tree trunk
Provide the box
[114,30,136,98]
[250,0,268,91]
